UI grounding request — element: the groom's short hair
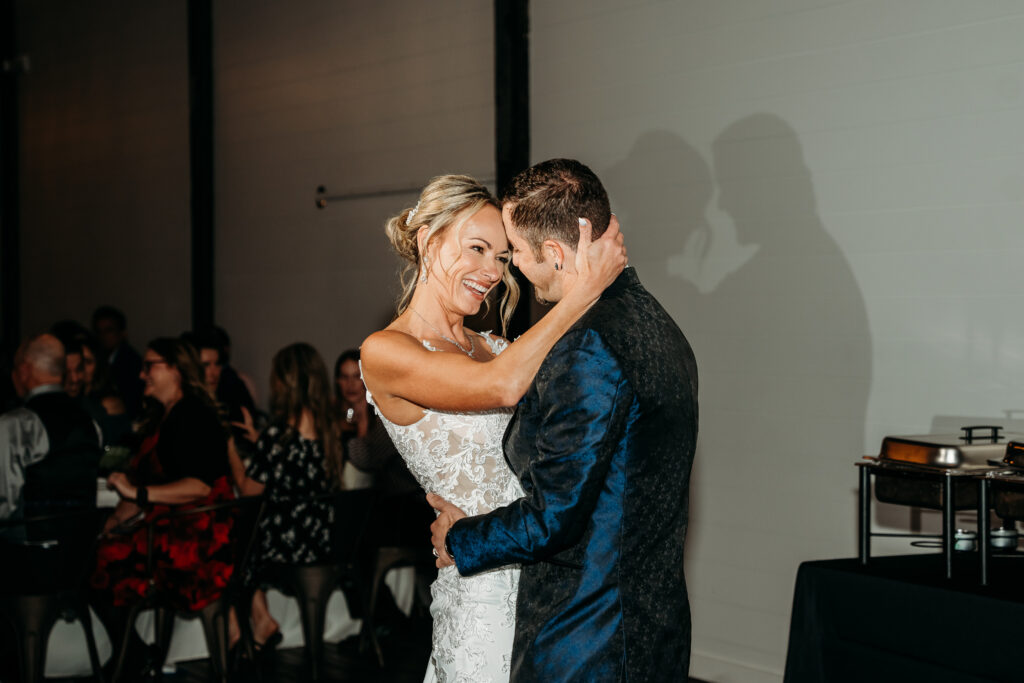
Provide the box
[501,159,611,258]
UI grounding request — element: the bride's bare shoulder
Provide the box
[363,327,417,350]
[361,328,426,368]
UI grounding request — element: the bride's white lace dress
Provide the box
[365,333,523,683]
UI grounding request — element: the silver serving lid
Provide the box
[879,426,1024,469]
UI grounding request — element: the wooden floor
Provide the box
[36,614,707,682]
[173,616,431,682]
[16,612,432,683]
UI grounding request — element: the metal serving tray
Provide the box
[859,457,987,510]
[879,426,1024,469]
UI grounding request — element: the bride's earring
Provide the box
[420,258,429,283]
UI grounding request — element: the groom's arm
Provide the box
[445,328,632,576]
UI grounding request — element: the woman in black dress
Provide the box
[229,342,342,648]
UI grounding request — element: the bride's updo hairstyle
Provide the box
[385,174,520,334]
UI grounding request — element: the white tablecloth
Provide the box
[41,608,114,678]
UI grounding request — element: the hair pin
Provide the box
[406,200,422,227]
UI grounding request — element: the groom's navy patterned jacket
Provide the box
[447,268,698,682]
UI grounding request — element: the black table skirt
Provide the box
[783,554,1024,683]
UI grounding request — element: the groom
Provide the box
[428,158,698,681]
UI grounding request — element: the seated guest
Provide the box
[92,305,144,418]
[79,333,104,395]
[63,339,87,399]
[335,349,432,547]
[92,337,234,612]
[185,328,258,448]
[213,325,260,408]
[65,337,131,449]
[228,343,341,649]
[0,333,101,521]
[0,334,101,588]
[0,344,16,413]
[78,333,126,410]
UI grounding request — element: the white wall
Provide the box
[17,0,191,346]
[213,0,495,399]
[531,2,1024,680]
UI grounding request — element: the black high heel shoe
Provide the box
[253,630,283,658]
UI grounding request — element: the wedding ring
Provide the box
[432,548,439,558]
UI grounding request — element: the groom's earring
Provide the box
[554,262,561,271]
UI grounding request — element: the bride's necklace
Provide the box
[411,309,476,357]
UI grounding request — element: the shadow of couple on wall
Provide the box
[605,114,873,570]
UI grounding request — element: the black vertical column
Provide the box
[188,0,214,332]
[494,0,531,337]
[1,0,20,351]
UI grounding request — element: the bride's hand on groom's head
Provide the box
[570,214,628,302]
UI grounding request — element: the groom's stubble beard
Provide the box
[532,282,566,306]
[530,271,561,306]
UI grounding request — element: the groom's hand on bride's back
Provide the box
[427,493,466,568]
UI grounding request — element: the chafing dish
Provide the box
[861,426,1019,509]
[1002,439,1024,468]
[880,425,1015,468]
[857,426,1023,582]
[987,439,1024,520]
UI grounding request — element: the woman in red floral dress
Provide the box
[92,337,235,612]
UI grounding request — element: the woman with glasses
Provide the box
[92,337,234,613]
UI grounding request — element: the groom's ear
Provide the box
[542,239,567,269]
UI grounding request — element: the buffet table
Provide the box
[783,554,1024,683]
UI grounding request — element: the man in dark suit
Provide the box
[1,333,101,519]
[92,305,144,417]
[429,159,698,681]
[0,333,101,588]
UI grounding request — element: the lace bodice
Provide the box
[365,332,524,516]
[365,331,522,681]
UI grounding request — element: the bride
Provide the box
[360,174,625,682]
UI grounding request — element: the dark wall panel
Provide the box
[17,0,191,346]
